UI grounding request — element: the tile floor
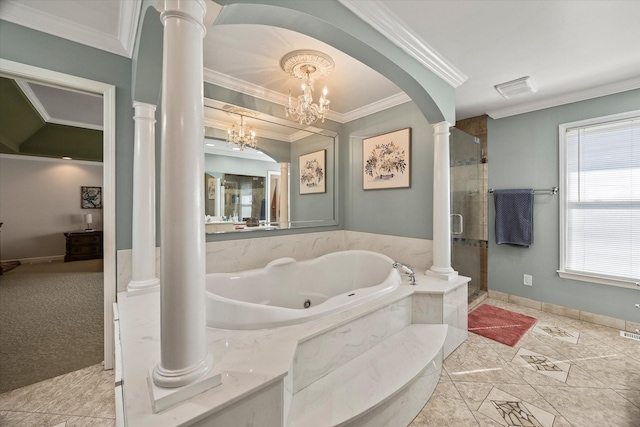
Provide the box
[0,297,638,427]
[410,298,640,427]
[0,364,114,427]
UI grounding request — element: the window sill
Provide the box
[557,270,640,290]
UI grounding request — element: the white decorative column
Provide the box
[127,102,160,293]
[151,0,217,395]
[279,162,290,228]
[428,121,458,280]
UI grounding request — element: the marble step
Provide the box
[287,324,448,427]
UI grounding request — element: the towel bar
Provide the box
[488,187,558,195]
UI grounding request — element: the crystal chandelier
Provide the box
[281,50,334,125]
[227,114,257,151]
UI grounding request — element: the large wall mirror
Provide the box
[203,100,337,234]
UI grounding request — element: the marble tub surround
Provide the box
[11,296,639,427]
[206,230,433,275]
[116,269,466,426]
[287,324,447,427]
[204,231,345,274]
[412,273,470,358]
[343,230,433,273]
[116,230,434,292]
[292,296,412,394]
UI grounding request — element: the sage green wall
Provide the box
[0,20,135,250]
[0,77,44,153]
[342,102,434,239]
[20,124,103,161]
[291,133,336,224]
[488,89,640,322]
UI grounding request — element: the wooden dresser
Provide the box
[64,230,103,262]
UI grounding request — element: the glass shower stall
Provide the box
[450,127,488,302]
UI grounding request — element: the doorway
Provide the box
[0,59,117,373]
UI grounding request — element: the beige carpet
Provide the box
[0,260,104,394]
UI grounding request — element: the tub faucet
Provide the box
[393,262,416,285]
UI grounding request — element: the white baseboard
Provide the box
[3,255,65,264]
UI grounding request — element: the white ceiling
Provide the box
[2,0,639,123]
[16,80,103,130]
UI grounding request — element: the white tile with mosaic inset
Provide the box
[513,348,570,383]
[478,387,556,427]
[532,322,580,344]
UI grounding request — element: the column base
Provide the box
[127,278,160,296]
[149,352,220,413]
[426,266,459,281]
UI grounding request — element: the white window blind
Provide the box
[560,113,639,286]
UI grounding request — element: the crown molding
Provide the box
[204,116,293,143]
[203,139,277,163]
[487,76,640,119]
[118,0,143,57]
[338,0,467,88]
[203,67,288,105]
[204,67,412,124]
[340,92,412,123]
[204,67,346,122]
[0,153,103,166]
[15,79,49,122]
[46,118,104,132]
[0,0,141,58]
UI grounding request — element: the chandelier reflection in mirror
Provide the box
[281,50,334,125]
[227,114,257,151]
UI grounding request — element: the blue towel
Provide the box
[494,189,534,247]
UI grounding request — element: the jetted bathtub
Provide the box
[205,250,402,329]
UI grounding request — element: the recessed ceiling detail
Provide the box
[0,0,141,58]
[3,0,639,122]
[280,50,335,81]
[16,80,103,131]
[222,105,259,118]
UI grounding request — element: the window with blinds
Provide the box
[558,111,639,288]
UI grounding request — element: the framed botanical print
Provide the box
[299,149,326,194]
[362,128,411,190]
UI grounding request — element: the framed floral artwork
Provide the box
[81,186,102,209]
[363,128,411,190]
[299,149,326,194]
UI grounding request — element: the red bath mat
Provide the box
[468,304,537,347]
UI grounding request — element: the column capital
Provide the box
[133,101,157,112]
[133,102,157,122]
[159,0,207,36]
[431,121,452,134]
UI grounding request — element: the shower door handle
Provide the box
[451,213,464,235]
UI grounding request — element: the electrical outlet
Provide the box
[523,274,533,286]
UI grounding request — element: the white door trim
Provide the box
[0,58,117,370]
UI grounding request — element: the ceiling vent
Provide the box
[494,76,537,99]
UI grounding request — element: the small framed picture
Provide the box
[207,176,216,200]
[299,149,326,194]
[81,186,102,209]
[363,128,411,190]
